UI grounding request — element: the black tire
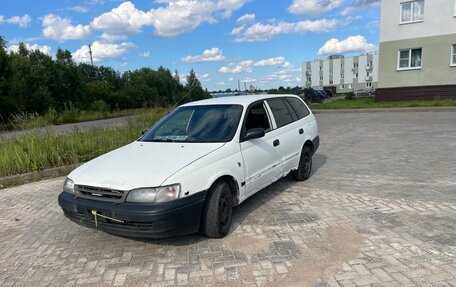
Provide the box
[201,181,233,238]
[292,146,312,181]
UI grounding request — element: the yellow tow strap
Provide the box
[91,210,124,229]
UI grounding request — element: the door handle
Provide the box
[299,128,304,135]
[273,139,280,147]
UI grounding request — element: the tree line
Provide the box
[0,36,210,123]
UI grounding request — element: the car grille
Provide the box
[75,185,127,203]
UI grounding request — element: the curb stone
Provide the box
[0,163,81,188]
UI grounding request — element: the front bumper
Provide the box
[58,191,206,238]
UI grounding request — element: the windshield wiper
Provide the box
[145,138,176,142]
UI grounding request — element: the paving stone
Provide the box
[1,112,456,286]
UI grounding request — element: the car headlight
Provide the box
[63,178,75,194]
[126,184,181,203]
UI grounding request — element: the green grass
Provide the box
[0,108,157,131]
[0,108,168,177]
[310,97,456,110]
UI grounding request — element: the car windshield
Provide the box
[141,104,243,143]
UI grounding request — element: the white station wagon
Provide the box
[59,94,319,238]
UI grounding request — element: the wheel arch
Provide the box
[208,175,240,206]
[304,140,315,155]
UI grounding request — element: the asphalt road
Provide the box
[1,111,456,287]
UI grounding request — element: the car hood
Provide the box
[69,141,225,191]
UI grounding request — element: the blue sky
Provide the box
[0,0,380,91]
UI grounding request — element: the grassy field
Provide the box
[310,97,456,110]
[0,107,154,131]
[0,109,168,177]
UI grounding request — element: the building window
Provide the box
[341,85,345,89]
[400,1,424,24]
[354,73,358,78]
[329,80,333,85]
[451,44,456,66]
[341,64,344,69]
[348,84,352,89]
[341,74,344,79]
[398,48,422,70]
[320,76,323,81]
[366,83,372,87]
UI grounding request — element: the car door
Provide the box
[265,98,304,176]
[240,101,281,196]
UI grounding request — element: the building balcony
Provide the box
[305,81,312,86]
[366,65,373,71]
[305,71,312,76]
[365,76,373,81]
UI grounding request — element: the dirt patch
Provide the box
[0,228,22,241]
[271,225,363,287]
[221,233,270,254]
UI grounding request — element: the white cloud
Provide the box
[91,2,154,34]
[68,6,90,13]
[235,19,338,42]
[254,56,286,67]
[42,14,91,41]
[288,0,344,15]
[182,47,225,63]
[317,35,377,55]
[73,41,136,62]
[341,0,380,15]
[236,13,255,25]
[218,60,253,73]
[140,51,150,57]
[91,0,250,37]
[230,25,245,35]
[6,14,32,28]
[99,32,127,42]
[7,43,52,55]
[0,15,4,23]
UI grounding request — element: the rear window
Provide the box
[267,99,294,128]
[286,97,310,119]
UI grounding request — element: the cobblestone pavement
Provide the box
[1,111,456,287]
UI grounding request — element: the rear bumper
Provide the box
[312,135,320,155]
[58,191,206,238]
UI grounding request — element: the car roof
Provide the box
[180,94,301,108]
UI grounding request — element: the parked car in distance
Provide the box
[297,87,324,104]
[316,89,329,100]
[323,88,334,98]
[354,89,375,97]
[58,94,319,238]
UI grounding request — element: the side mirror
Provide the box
[244,128,265,141]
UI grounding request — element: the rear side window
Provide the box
[267,99,294,128]
[286,97,310,119]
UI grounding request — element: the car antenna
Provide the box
[172,79,197,110]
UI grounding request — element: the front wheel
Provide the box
[201,181,233,238]
[292,146,312,181]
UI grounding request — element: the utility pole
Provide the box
[88,45,94,68]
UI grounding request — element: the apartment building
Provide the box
[302,53,379,94]
[376,0,456,100]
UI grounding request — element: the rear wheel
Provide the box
[202,181,233,238]
[292,146,312,181]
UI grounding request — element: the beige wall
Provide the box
[378,34,456,88]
